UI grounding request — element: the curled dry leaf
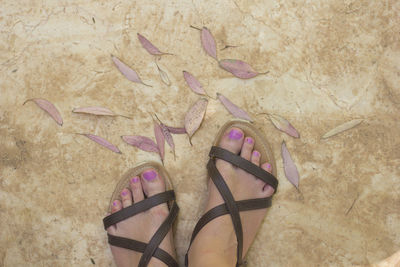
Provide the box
[154,114,177,158]
[72,106,131,119]
[201,27,217,60]
[112,56,151,87]
[217,93,253,122]
[23,98,63,126]
[79,134,121,154]
[183,71,207,96]
[184,98,208,144]
[153,120,165,162]
[268,114,299,138]
[155,62,171,86]
[165,126,186,134]
[137,33,171,56]
[281,141,299,189]
[121,135,159,153]
[322,119,363,139]
[219,59,267,79]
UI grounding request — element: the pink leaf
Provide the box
[217,93,253,122]
[281,141,299,189]
[165,126,186,134]
[201,27,217,60]
[121,135,159,153]
[111,56,151,87]
[154,121,165,162]
[219,59,267,79]
[161,123,176,158]
[72,106,132,119]
[79,134,121,153]
[185,98,208,143]
[268,114,299,138]
[183,71,207,96]
[24,98,63,126]
[137,33,171,56]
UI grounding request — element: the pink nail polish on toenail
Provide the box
[143,170,157,181]
[131,177,139,183]
[246,137,253,144]
[113,201,117,206]
[121,190,127,196]
[229,129,243,140]
[266,163,272,169]
[253,151,260,157]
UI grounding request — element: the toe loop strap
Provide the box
[209,146,278,191]
[103,190,175,229]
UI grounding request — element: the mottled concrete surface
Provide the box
[1,0,399,266]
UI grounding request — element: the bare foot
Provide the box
[106,169,176,267]
[188,127,275,267]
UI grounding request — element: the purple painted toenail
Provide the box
[246,137,253,144]
[253,151,260,157]
[113,201,117,206]
[228,129,243,140]
[131,177,139,183]
[143,170,157,181]
[121,190,127,196]
[266,163,272,169]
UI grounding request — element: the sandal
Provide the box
[103,162,179,267]
[185,119,279,267]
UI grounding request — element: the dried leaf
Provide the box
[111,56,151,87]
[219,59,267,79]
[281,141,299,189]
[156,62,171,86]
[154,114,177,158]
[121,135,159,153]
[23,98,63,126]
[79,134,121,154]
[322,119,363,139]
[268,114,299,138]
[165,126,186,134]
[183,71,208,96]
[184,98,208,143]
[201,27,217,60]
[154,120,165,162]
[137,33,171,56]
[72,106,131,119]
[217,93,253,122]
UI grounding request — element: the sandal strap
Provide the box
[209,146,278,191]
[103,190,175,229]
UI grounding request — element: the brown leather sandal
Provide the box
[185,120,279,267]
[103,162,179,267]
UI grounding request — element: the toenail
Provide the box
[143,170,157,181]
[266,163,272,169]
[228,129,243,140]
[253,151,260,157]
[246,137,253,144]
[121,190,128,196]
[131,177,139,183]
[113,201,118,206]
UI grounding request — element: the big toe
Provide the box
[140,169,166,197]
[218,127,244,154]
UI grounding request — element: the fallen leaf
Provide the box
[281,141,299,189]
[154,114,176,158]
[155,62,171,86]
[137,33,171,56]
[23,98,63,126]
[121,135,159,153]
[218,59,267,79]
[72,106,131,119]
[154,120,165,162]
[268,114,299,138]
[322,119,363,139]
[217,93,253,122]
[165,126,186,134]
[79,134,121,153]
[183,71,208,96]
[111,56,151,87]
[201,27,217,60]
[185,98,208,144]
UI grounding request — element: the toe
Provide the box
[261,162,275,196]
[251,150,261,166]
[111,200,122,213]
[130,176,144,203]
[121,188,132,208]
[218,127,244,155]
[140,169,166,197]
[240,137,254,160]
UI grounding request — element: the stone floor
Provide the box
[1,0,399,266]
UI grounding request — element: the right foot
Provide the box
[106,169,176,267]
[188,127,275,267]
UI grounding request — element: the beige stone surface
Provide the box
[1,0,399,266]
